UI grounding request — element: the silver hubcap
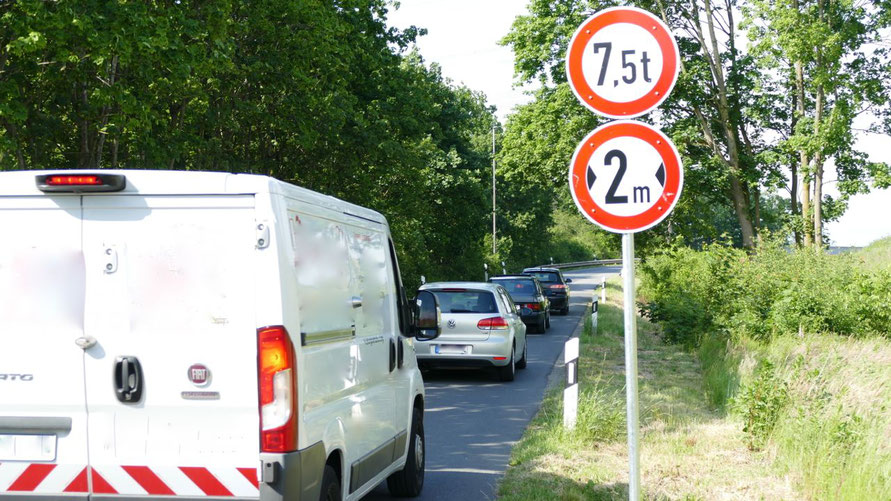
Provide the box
[414,434,424,470]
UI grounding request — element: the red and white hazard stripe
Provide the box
[0,463,259,497]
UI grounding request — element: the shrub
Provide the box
[639,239,891,342]
[735,359,788,450]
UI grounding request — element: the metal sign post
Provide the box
[622,233,640,500]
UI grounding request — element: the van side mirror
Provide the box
[565,278,573,283]
[411,290,441,341]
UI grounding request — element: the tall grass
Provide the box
[697,334,740,411]
[764,335,891,500]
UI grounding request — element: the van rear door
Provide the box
[0,196,90,499]
[80,194,261,497]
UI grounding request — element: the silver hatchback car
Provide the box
[415,282,528,381]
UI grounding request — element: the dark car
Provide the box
[522,267,572,315]
[489,275,550,333]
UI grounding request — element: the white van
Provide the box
[0,170,440,501]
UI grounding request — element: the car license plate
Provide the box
[434,344,472,355]
[0,434,57,461]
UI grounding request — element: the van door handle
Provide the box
[114,356,144,404]
[397,339,404,369]
[389,339,396,372]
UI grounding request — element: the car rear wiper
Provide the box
[449,309,476,313]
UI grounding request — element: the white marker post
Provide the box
[563,337,580,429]
[591,296,599,335]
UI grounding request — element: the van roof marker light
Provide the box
[36,173,126,193]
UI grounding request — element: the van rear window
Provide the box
[431,291,498,314]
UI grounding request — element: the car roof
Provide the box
[420,281,503,292]
[490,274,537,280]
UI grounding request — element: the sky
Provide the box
[386,0,891,247]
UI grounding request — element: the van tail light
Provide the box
[257,326,297,453]
[477,317,509,331]
[36,173,126,192]
[524,303,541,311]
[549,284,566,290]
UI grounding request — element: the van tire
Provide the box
[498,345,516,382]
[320,465,341,501]
[387,407,425,497]
[516,341,527,370]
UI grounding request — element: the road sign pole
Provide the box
[622,232,640,501]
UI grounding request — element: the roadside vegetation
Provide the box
[639,239,891,500]
[499,277,798,500]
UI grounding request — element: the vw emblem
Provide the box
[447,319,456,329]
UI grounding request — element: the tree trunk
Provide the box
[702,0,756,248]
[794,59,812,247]
[813,83,825,248]
[812,0,826,249]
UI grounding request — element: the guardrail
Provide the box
[537,259,625,269]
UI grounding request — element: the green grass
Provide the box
[744,334,891,500]
[856,235,891,272]
[498,277,796,500]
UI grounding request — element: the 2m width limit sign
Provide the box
[569,120,682,233]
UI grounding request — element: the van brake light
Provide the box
[258,326,298,453]
[36,173,126,192]
[549,284,566,290]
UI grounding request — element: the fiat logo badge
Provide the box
[187,364,211,387]
[447,319,456,329]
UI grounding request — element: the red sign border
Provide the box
[566,7,680,119]
[569,120,683,233]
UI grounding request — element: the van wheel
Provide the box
[545,313,551,329]
[516,341,527,370]
[387,407,425,497]
[320,465,341,501]
[498,345,516,381]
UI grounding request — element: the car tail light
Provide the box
[257,326,297,453]
[549,284,566,290]
[477,316,509,330]
[524,303,541,311]
[36,173,126,192]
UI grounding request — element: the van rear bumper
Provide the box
[259,441,326,501]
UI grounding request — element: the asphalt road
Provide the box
[366,266,621,500]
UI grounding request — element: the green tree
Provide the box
[745,0,891,248]
[0,0,498,288]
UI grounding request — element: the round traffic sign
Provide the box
[569,120,683,233]
[566,7,680,119]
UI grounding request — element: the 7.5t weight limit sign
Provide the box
[569,121,683,233]
[566,7,679,118]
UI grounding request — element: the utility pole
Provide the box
[492,125,497,255]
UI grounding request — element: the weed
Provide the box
[735,360,787,450]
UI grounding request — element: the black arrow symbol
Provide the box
[656,162,665,187]
[587,165,597,190]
